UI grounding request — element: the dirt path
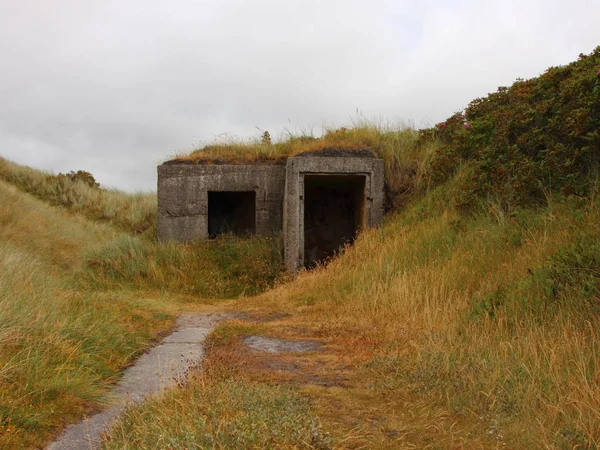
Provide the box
[47,312,231,450]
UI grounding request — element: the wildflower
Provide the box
[464,122,471,129]
[597,68,600,76]
[438,123,446,129]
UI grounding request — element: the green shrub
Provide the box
[57,170,100,189]
[424,47,600,211]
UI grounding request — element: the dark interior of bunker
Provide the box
[303,175,366,267]
[208,191,256,238]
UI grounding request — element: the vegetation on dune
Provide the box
[102,47,600,449]
[0,180,174,448]
[0,165,283,447]
[276,195,600,448]
[425,46,600,210]
[0,156,156,236]
[3,46,600,449]
[104,377,331,449]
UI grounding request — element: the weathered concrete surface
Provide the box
[244,335,323,354]
[157,152,385,273]
[157,164,286,242]
[47,313,230,450]
[284,155,385,272]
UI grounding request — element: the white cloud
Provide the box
[0,0,598,190]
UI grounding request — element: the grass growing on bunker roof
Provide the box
[173,123,443,195]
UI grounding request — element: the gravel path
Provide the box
[47,312,231,450]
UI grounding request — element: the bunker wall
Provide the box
[157,164,286,242]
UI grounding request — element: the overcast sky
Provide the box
[1,1,598,191]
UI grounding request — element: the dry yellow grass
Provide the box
[0,163,282,448]
[237,193,600,448]
[4,116,600,448]
[0,156,156,235]
[104,184,600,448]
[175,124,439,194]
[0,179,180,448]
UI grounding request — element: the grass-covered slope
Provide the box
[252,195,600,448]
[0,178,176,449]
[0,156,156,236]
[103,48,600,449]
[102,190,600,449]
[0,157,284,298]
[0,161,284,448]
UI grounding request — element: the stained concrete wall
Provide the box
[157,164,286,242]
[283,155,385,273]
[157,154,385,274]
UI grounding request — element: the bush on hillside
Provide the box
[424,46,600,210]
[57,170,100,189]
[0,157,155,236]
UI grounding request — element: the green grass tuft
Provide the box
[103,378,332,450]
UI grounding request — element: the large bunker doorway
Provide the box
[208,191,256,238]
[303,174,366,267]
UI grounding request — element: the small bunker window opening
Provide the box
[303,174,366,267]
[208,191,256,239]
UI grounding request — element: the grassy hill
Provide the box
[102,47,600,449]
[0,161,283,448]
[0,176,174,448]
[2,46,600,449]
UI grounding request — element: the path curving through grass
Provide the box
[47,312,232,450]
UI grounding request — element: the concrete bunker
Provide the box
[208,191,256,238]
[158,150,385,273]
[303,174,366,267]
